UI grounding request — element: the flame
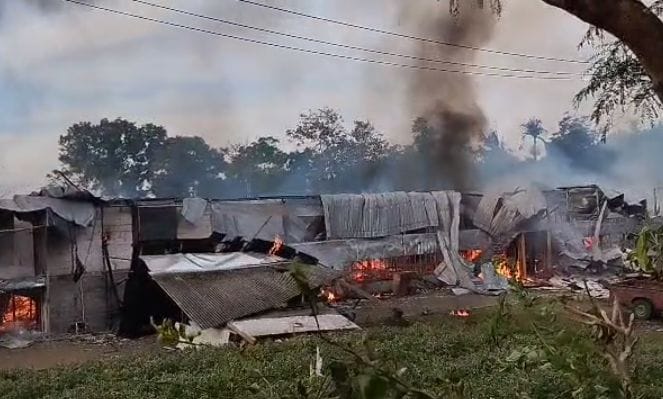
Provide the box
[460,249,482,263]
[1,295,38,330]
[494,255,522,281]
[583,237,596,250]
[450,309,470,317]
[268,234,284,255]
[351,259,387,282]
[321,289,337,303]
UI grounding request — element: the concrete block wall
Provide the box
[47,271,129,333]
[104,206,134,271]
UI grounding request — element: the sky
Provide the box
[0,0,605,192]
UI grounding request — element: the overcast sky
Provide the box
[0,0,601,192]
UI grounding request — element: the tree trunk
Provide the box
[542,0,663,102]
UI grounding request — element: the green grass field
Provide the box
[3,302,663,399]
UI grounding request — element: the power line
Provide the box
[62,0,576,80]
[131,0,581,76]
[237,0,589,65]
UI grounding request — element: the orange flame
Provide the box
[351,259,387,282]
[494,255,522,281]
[321,289,337,303]
[450,309,471,317]
[460,249,482,263]
[1,295,38,330]
[268,234,284,256]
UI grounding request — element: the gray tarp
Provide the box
[0,195,95,226]
[181,197,208,224]
[320,192,438,239]
[211,200,286,241]
[209,199,323,243]
[431,191,479,291]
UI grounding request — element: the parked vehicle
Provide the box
[609,278,663,319]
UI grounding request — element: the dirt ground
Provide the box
[0,336,160,371]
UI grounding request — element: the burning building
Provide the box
[0,184,647,335]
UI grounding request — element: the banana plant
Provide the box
[627,225,663,278]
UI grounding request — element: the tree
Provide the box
[541,0,663,103]
[225,136,289,197]
[448,0,663,125]
[286,108,392,192]
[547,114,612,171]
[521,118,547,161]
[150,136,226,198]
[56,118,166,197]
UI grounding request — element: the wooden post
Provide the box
[518,234,527,280]
[546,231,553,274]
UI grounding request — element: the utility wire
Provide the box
[62,0,575,80]
[131,0,581,76]
[237,0,589,65]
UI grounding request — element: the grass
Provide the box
[3,301,663,398]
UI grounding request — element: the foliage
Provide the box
[575,38,661,129]
[572,1,663,128]
[150,136,226,198]
[56,118,167,197]
[564,295,638,399]
[150,317,201,348]
[444,0,663,130]
[520,118,547,161]
[5,302,663,399]
[224,136,290,197]
[286,108,396,193]
[627,224,663,277]
[546,113,613,171]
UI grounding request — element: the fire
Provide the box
[494,255,522,281]
[450,309,471,317]
[1,295,38,330]
[321,289,337,303]
[461,249,482,263]
[351,259,387,282]
[268,234,284,255]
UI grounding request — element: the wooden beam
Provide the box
[518,234,527,280]
[546,231,553,274]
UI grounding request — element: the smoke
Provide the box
[478,125,663,208]
[398,2,496,191]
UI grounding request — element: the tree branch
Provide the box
[541,0,663,101]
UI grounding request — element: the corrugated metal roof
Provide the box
[151,264,339,329]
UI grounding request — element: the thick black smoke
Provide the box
[399,2,496,191]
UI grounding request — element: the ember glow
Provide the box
[461,249,482,263]
[450,309,471,317]
[1,295,38,330]
[351,259,388,282]
[268,234,284,255]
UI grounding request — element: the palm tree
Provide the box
[521,118,547,161]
